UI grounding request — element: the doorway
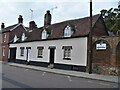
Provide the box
[9,48,16,62]
[49,47,56,64]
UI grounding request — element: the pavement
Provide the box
[6,62,119,83]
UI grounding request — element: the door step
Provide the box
[48,64,54,69]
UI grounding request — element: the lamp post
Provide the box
[88,0,93,74]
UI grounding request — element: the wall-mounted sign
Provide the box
[96,43,106,50]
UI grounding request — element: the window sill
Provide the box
[63,58,71,60]
[37,56,43,58]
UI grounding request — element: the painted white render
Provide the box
[10,37,88,66]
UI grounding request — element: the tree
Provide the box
[101,7,120,35]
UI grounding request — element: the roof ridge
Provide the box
[50,14,101,26]
[4,23,18,28]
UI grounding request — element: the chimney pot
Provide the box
[29,21,37,29]
[1,23,5,29]
[44,10,51,26]
[18,15,23,24]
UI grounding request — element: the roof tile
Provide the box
[25,14,100,42]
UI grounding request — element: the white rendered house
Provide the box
[9,11,108,72]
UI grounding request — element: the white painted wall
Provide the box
[10,37,88,66]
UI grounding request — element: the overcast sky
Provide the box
[0,0,119,28]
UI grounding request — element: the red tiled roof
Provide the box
[1,24,18,33]
[25,14,102,42]
[1,23,30,33]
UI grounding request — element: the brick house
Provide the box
[0,15,29,62]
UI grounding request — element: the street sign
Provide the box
[96,43,106,50]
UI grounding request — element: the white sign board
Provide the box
[96,44,106,50]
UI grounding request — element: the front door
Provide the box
[49,47,55,64]
[9,48,16,62]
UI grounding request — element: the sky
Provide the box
[0,0,119,28]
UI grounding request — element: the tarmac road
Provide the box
[2,63,118,89]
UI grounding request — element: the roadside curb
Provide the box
[8,63,118,83]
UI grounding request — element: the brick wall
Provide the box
[1,32,10,61]
[9,25,27,41]
[92,36,120,76]
[1,24,27,61]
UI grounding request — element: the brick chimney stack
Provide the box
[1,23,5,29]
[44,10,51,26]
[29,21,37,29]
[18,15,23,24]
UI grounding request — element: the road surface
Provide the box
[2,63,118,89]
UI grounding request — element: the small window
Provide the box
[14,35,17,42]
[3,33,6,42]
[2,48,5,56]
[64,25,72,37]
[22,33,26,41]
[37,47,44,58]
[41,30,47,39]
[62,46,72,60]
[20,47,24,56]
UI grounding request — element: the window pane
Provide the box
[38,49,42,56]
[63,48,71,59]
[20,47,24,56]
[4,33,6,42]
[64,25,72,37]
[37,47,43,58]
[2,48,5,56]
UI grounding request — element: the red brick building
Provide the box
[0,15,29,62]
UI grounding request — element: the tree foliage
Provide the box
[101,7,120,35]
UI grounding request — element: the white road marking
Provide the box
[24,69,29,71]
[88,81,111,86]
[42,72,46,76]
[99,82,110,86]
[113,85,118,88]
[67,76,72,82]
[87,81,93,83]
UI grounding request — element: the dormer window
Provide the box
[64,25,74,37]
[14,35,18,42]
[22,33,26,41]
[41,29,47,39]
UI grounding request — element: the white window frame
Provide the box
[20,47,24,56]
[22,33,26,41]
[14,35,18,42]
[41,30,47,39]
[62,46,72,60]
[64,25,72,37]
[37,47,44,58]
[2,48,5,56]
